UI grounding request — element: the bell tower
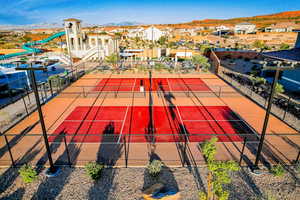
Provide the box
[64,18,84,56]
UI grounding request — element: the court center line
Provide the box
[117,106,130,143]
[117,78,136,143]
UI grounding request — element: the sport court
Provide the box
[50,77,255,144]
[2,73,298,167]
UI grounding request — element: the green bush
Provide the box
[147,160,163,177]
[19,164,37,183]
[85,162,104,180]
[270,164,285,176]
[275,83,285,95]
[199,191,208,200]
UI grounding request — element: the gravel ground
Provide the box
[0,166,299,200]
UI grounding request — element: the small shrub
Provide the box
[85,162,104,180]
[264,191,277,200]
[19,164,37,183]
[199,191,208,200]
[270,164,285,176]
[147,160,163,177]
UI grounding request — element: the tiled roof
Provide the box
[263,48,300,62]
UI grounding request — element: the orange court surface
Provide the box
[0,71,299,167]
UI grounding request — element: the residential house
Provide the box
[265,22,300,33]
[234,22,256,34]
[142,26,164,41]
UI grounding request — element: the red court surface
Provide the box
[93,78,211,92]
[49,106,254,143]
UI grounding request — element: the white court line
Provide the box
[117,79,135,143]
[117,106,130,143]
[182,119,243,122]
[64,119,124,122]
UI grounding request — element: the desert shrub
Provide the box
[279,43,290,50]
[147,159,163,177]
[85,162,104,180]
[275,83,285,95]
[270,164,285,176]
[154,63,166,71]
[19,164,37,183]
[200,137,240,200]
[199,191,208,200]
[295,161,300,173]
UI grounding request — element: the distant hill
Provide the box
[177,10,300,28]
[102,21,143,27]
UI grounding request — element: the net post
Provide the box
[3,134,15,167]
[82,87,86,97]
[239,137,247,166]
[218,86,222,97]
[63,134,72,167]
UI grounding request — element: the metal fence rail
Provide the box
[218,66,300,131]
[0,66,94,133]
[0,132,299,168]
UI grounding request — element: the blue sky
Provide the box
[1,0,300,25]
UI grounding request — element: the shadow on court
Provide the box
[88,122,123,200]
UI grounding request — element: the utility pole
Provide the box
[16,62,59,176]
[254,60,297,170]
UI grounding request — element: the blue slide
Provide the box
[0,31,65,60]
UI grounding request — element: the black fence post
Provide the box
[49,80,53,96]
[63,135,72,167]
[4,134,15,167]
[43,82,47,100]
[26,87,31,104]
[183,136,188,167]
[22,95,29,116]
[123,135,128,168]
[239,137,247,166]
[283,97,291,120]
[294,150,300,164]
[40,84,45,103]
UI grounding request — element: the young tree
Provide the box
[157,36,168,47]
[191,55,211,72]
[252,40,266,51]
[105,53,119,68]
[199,137,240,200]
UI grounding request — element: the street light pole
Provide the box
[254,67,280,168]
[16,62,58,175]
[254,61,297,169]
